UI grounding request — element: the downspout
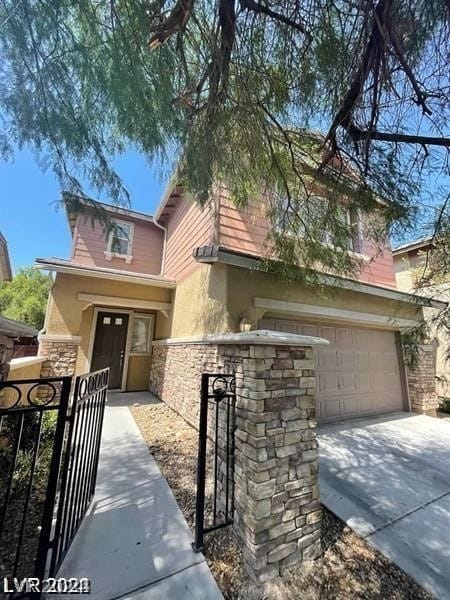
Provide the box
[153,217,167,276]
[37,271,55,342]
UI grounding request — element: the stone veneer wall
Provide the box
[149,338,321,582]
[0,333,14,383]
[407,344,439,415]
[38,340,79,378]
[150,343,220,428]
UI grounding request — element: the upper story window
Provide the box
[105,220,134,264]
[276,195,363,255]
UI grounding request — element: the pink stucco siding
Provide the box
[162,194,214,280]
[72,213,164,275]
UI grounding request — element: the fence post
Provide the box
[212,331,328,583]
[34,376,73,583]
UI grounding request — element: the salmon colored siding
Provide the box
[359,238,396,288]
[163,195,214,280]
[72,214,163,275]
[217,190,270,256]
[216,187,396,288]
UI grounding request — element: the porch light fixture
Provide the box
[239,316,254,332]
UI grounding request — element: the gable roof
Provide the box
[392,237,433,256]
[0,231,12,282]
[63,194,156,235]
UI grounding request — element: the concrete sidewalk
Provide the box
[54,392,222,600]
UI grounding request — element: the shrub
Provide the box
[438,398,450,414]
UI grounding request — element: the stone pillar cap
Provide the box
[205,329,329,346]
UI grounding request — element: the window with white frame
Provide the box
[275,194,363,254]
[105,220,134,262]
[130,314,154,354]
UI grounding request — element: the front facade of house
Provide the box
[393,238,450,398]
[37,186,440,421]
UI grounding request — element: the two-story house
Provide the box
[36,185,443,422]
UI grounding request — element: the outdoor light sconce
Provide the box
[239,315,254,332]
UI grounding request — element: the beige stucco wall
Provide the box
[226,265,423,331]
[169,263,232,338]
[127,355,152,391]
[44,272,171,386]
[46,273,171,337]
[166,262,423,340]
[1,357,47,406]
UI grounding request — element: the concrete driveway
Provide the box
[319,412,450,599]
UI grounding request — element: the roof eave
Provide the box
[35,258,176,289]
[193,245,447,310]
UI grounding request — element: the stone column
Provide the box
[38,336,80,378]
[407,344,439,416]
[212,330,328,583]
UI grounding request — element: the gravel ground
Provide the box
[131,402,432,600]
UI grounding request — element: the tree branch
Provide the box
[149,0,195,48]
[239,0,312,42]
[344,121,450,147]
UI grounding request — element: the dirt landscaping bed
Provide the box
[131,401,432,600]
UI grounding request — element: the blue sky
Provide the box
[1,149,168,272]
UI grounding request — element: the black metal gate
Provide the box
[193,373,236,552]
[0,367,109,597]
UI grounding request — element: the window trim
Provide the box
[129,313,155,356]
[105,219,135,263]
[275,195,366,257]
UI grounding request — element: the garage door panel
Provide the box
[339,373,356,392]
[383,353,398,370]
[358,393,374,412]
[259,317,404,422]
[355,351,369,370]
[336,327,353,346]
[321,398,341,419]
[301,325,319,337]
[319,349,339,369]
[356,374,371,392]
[318,372,339,394]
[355,329,370,346]
[319,326,336,343]
[342,396,358,415]
[338,350,354,369]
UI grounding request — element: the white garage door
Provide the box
[259,318,405,422]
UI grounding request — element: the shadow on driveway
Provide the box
[319,412,450,599]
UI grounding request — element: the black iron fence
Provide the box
[193,373,236,552]
[50,369,109,576]
[0,368,109,597]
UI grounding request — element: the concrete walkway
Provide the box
[319,412,450,599]
[55,392,222,600]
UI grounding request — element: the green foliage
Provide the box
[0,267,51,330]
[400,323,427,369]
[0,1,448,283]
[438,398,450,414]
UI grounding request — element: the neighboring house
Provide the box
[393,237,450,398]
[0,316,38,382]
[36,188,443,421]
[0,231,13,284]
